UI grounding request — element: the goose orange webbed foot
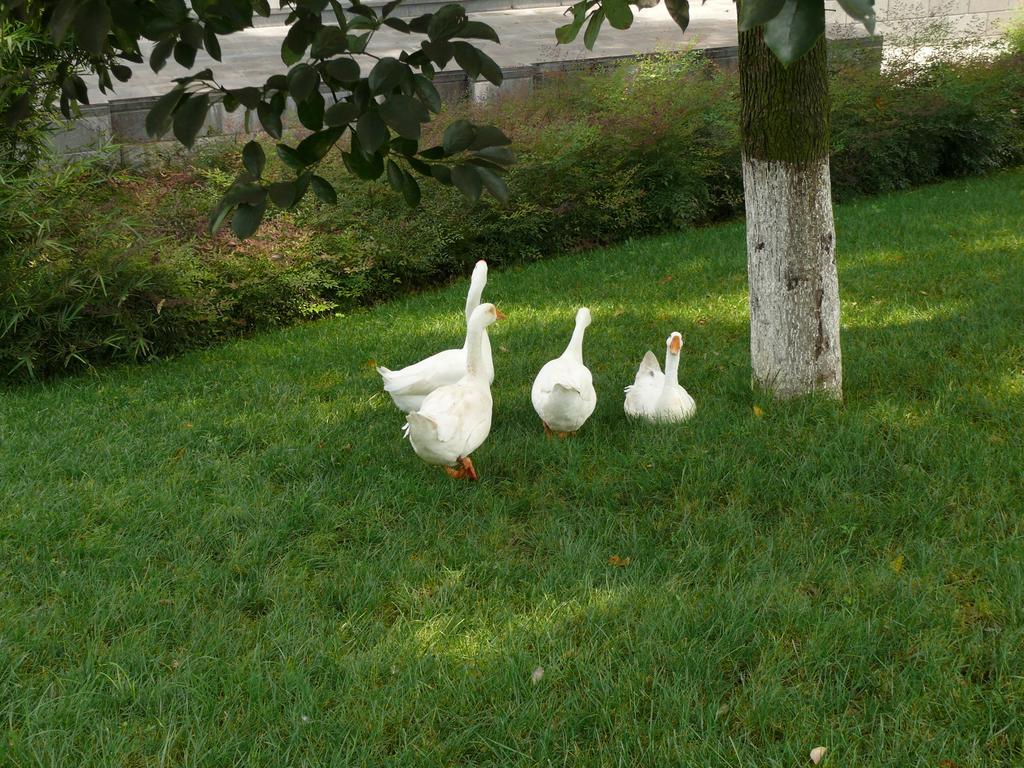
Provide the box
[444,456,478,481]
[543,423,554,439]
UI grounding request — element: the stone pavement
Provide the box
[86,1,739,102]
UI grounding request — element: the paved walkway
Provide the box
[87,1,738,101]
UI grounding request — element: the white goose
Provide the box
[404,303,504,480]
[624,332,696,423]
[531,307,597,437]
[377,260,493,413]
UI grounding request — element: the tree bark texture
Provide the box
[739,28,843,399]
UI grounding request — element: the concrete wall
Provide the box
[827,0,1021,38]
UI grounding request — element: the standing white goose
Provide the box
[377,260,493,413]
[624,332,696,422]
[404,303,504,480]
[531,307,597,437]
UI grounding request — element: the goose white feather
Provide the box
[377,260,493,412]
[531,307,597,434]
[624,332,696,422]
[404,303,501,473]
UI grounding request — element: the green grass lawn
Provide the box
[2,170,1023,767]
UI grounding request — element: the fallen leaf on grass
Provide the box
[753,406,764,418]
[810,746,827,764]
[531,666,544,684]
[365,359,377,369]
[659,275,673,285]
[608,555,631,567]
[890,554,905,573]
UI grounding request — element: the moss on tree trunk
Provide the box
[739,28,830,165]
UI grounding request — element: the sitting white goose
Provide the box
[377,260,493,413]
[624,332,696,423]
[531,307,597,437]
[404,303,504,480]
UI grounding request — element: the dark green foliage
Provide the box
[0,18,106,172]
[2,48,1022,382]
[0,0,513,218]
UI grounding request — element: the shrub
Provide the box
[2,43,1023,383]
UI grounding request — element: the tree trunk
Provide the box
[739,29,842,399]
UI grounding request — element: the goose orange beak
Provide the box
[495,308,507,321]
[669,334,682,354]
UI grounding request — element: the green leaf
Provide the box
[325,58,361,83]
[324,100,360,126]
[252,0,271,14]
[204,27,222,61]
[442,119,475,154]
[400,169,420,206]
[173,41,196,69]
[172,93,210,148]
[427,3,467,41]
[343,136,385,179]
[762,0,825,65]
[269,180,298,208]
[282,23,311,65]
[836,0,876,32]
[386,159,405,195]
[472,145,514,165]
[583,8,605,50]
[382,159,419,204]
[379,94,428,139]
[478,50,502,86]
[288,63,319,101]
[311,26,348,58]
[356,112,389,154]
[232,201,266,238]
[257,101,283,139]
[469,125,511,150]
[297,90,326,130]
[452,42,481,78]
[556,1,588,44]
[368,57,402,93]
[276,143,306,170]
[74,0,112,55]
[458,20,500,42]
[242,140,266,177]
[48,0,78,44]
[451,164,482,202]
[145,87,185,138]
[346,32,370,53]
[222,182,267,207]
[150,38,173,73]
[431,165,452,185]
[297,127,345,164]
[664,0,690,31]
[381,0,403,16]
[603,0,633,29]
[738,0,786,30]
[555,22,579,44]
[475,165,509,205]
[231,87,261,109]
[413,75,442,113]
[310,175,337,204]
[209,202,232,236]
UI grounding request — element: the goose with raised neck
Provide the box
[531,307,597,436]
[404,303,504,480]
[377,260,494,413]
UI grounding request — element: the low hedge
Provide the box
[2,43,1022,381]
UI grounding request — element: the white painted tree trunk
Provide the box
[742,154,842,399]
